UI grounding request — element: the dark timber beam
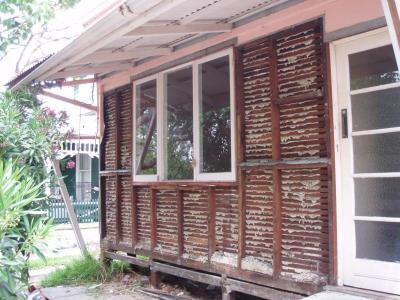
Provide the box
[40,90,97,112]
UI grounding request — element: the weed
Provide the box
[40,255,130,287]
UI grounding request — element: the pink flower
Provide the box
[42,107,56,117]
[66,160,75,169]
[52,144,60,153]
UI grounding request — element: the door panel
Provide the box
[336,29,400,295]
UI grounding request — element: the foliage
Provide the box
[0,88,70,183]
[201,107,231,173]
[0,160,52,300]
[166,106,193,180]
[0,0,79,59]
[0,88,70,299]
[41,255,131,287]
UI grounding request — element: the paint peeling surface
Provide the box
[183,190,209,259]
[120,175,132,244]
[105,177,116,242]
[241,256,273,275]
[103,91,117,170]
[244,169,274,266]
[215,188,239,255]
[156,189,178,255]
[242,38,273,160]
[136,187,151,249]
[118,86,132,169]
[211,251,238,266]
[276,23,327,159]
[280,168,329,283]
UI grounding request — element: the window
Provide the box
[76,153,91,201]
[134,78,158,181]
[165,66,194,180]
[197,55,232,178]
[133,49,235,181]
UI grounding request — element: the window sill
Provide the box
[132,181,238,188]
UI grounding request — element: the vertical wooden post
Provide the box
[235,46,246,269]
[100,175,107,240]
[131,185,138,249]
[150,270,161,289]
[177,189,184,261]
[52,159,88,256]
[324,43,338,284]
[115,175,121,244]
[272,167,282,276]
[115,91,122,244]
[208,187,216,263]
[150,188,157,253]
[222,288,236,300]
[237,169,246,268]
[270,38,282,277]
[99,91,107,242]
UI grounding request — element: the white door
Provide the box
[335,29,400,295]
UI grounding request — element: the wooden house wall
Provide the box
[100,19,331,295]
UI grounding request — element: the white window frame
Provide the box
[132,74,160,182]
[194,49,236,181]
[133,48,236,182]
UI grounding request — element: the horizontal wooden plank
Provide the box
[152,262,221,286]
[227,278,303,300]
[104,251,149,268]
[241,158,329,169]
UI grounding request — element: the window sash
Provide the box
[132,48,236,182]
[133,74,159,182]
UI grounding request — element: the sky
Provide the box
[0,0,113,136]
[0,0,111,86]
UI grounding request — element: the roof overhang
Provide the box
[10,0,298,89]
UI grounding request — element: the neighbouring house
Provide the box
[48,138,100,224]
[7,0,400,298]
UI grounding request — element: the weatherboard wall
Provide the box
[100,19,332,295]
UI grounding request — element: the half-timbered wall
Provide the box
[100,19,331,295]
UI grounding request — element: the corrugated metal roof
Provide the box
[5,55,53,88]
[10,0,296,89]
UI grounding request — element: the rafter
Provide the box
[46,63,131,80]
[77,47,172,64]
[61,78,97,86]
[124,23,232,37]
[39,90,97,112]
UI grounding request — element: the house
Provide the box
[8,0,400,298]
[47,138,100,224]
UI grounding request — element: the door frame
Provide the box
[330,26,396,288]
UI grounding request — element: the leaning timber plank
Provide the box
[226,278,303,300]
[104,251,149,268]
[52,159,88,256]
[151,262,221,286]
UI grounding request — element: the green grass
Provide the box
[29,255,77,269]
[40,255,130,287]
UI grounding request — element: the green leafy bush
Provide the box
[0,88,71,299]
[0,161,52,299]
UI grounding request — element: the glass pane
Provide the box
[199,56,231,173]
[352,87,400,131]
[355,221,400,262]
[135,79,157,175]
[353,132,400,173]
[79,154,90,170]
[349,45,400,90]
[166,67,193,180]
[355,178,400,217]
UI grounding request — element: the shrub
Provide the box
[0,161,52,299]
